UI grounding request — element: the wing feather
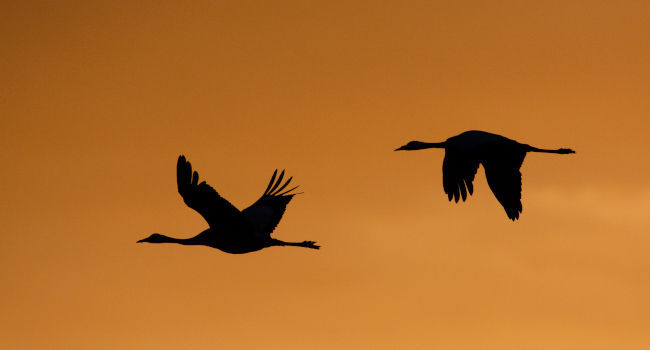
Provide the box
[176,155,241,229]
[242,170,299,236]
[268,170,285,194]
[263,170,278,194]
[271,176,292,195]
[482,151,526,221]
[442,151,479,203]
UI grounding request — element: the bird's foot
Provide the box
[302,241,320,249]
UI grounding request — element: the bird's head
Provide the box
[137,233,167,243]
[395,141,428,151]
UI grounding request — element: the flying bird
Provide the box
[395,130,575,220]
[137,156,319,253]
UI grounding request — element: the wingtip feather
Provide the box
[271,176,293,195]
[268,170,285,194]
[192,171,199,186]
[278,185,300,196]
[263,170,279,195]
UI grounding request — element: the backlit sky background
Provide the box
[2,1,649,348]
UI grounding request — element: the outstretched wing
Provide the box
[241,170,299,236]
[481,152,526,221]
[442,151,480,203]
[176,155,241,229]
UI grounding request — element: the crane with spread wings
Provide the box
[137,156,319,253]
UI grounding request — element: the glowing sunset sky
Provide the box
[1,1,649,348]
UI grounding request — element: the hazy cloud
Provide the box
[530,186,650,225]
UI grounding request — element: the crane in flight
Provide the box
[137,156,319,253]
[395,130,575,220]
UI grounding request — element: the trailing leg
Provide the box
[271,239,320,250]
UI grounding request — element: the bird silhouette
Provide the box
[395,130,575,220]
[137,156,319,253]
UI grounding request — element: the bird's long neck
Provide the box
[156,235,201,245]
[527,146,575,154]
[410,141,447,150]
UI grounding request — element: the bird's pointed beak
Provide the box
[137,238,146,243]
[395,146,406,151]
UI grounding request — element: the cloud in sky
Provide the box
[529,185,650,226]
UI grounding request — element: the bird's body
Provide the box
[446,130,512,152]
[137,156,319,254]
[395,130,575,220]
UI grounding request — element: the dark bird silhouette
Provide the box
[137,156,319,253]
[395,130,575,220]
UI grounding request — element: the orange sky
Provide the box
[1,1,649,348]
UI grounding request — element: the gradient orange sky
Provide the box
[2,1,649,349]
